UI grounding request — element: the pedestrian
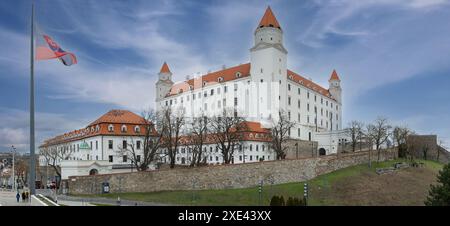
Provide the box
[16,192,20,202]
[22,191,25,202]
[25,191,29,201]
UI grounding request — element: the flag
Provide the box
[35,27,77,66]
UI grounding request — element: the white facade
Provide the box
[159,141,275,166]
[155,7,343,151]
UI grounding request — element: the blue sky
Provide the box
[1,0,450,153]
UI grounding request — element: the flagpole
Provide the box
[29,1,36,195]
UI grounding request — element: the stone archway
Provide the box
[89,168,98,175]
[319,148,326,156]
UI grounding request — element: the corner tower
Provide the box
[328,69,342,103]
[249,6,288,123]
[155,62,174,103]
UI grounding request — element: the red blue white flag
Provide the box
[35,27,77,66]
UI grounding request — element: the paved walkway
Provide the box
[0,190,46,206]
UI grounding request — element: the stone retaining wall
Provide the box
[67,148,398,195]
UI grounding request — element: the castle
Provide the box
[39,7,346,179]
[155,6,343,146]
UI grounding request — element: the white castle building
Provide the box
[40,7,346,180]
[156,7,343,152]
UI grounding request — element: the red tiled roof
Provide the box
[167,63,250,96]
[287,70,333,99]
[160,62,171,74]
[88,110,146,126]
[329,69,340,81]
[258,6,281,29]
[40,110,155,148]
[166,63,334,100]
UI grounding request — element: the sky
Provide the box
[0,0,450,153]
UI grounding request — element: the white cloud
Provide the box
[0,108,89,153]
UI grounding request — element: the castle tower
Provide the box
[249,6,288,123]
[328,69,342,104]
[155,62,174,103]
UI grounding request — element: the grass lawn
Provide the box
[78,159,443,206]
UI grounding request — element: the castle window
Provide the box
[288,96,291,105]
[261,79,264,83]
[95,125,100,132]
[218,77,224,82]
[289,75,293,80]
[203,81,207,87]
[234,84,238,91]
[210,89,214,96]
[270,37,273,40]
[204,92,207,97]
[108,124,114,132]
[288,84,291,91]
[121,125,127,133]
[178,89,183,94]
[217,87,221,94]
[260,68,263,73]
[134,126,140,133]
[224,86,228,93]
[236,72,242,78]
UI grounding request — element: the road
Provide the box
[0,190,46,206]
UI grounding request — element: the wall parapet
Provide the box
[68,148,398,195]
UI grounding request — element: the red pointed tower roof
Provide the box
[160,62,171,74]
[329,69,341,81]
[258,6,281,29]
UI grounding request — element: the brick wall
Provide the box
[67,148,398,195]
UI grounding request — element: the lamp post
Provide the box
[11,145,16,192]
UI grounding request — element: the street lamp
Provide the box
[11,145,16,192]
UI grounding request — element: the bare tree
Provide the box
[187,114,209,167]
[118,110,164,171]
[270,110,295,160]
[393,126,413,159]
[209,108,247,164]
[346,121,364,152]
[371,117,392,162]
[39,146,74,187]
[161,107,186,169]
[365,124,376,168]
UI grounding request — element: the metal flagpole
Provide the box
[29,1,36,195]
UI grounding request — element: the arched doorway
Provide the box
[89,169,98,175]
[319,148,326,156]
[181,157,186,164]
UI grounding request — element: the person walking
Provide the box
[22,191,25,202]
[16,192,20,202]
